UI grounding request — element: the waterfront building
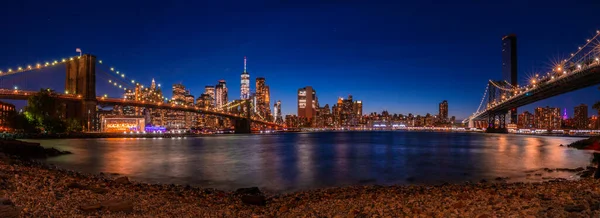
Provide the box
[517,111,534,129]
[215,80,228,110]
[297,86,318,122]
[591,115,599,130]
[184,91,195,128]
[574,104,588,129]
[0,101,14,131]
[534,106,561,130]
[273,100,283,125]
[204,86,215,107]
[100,115,145,133]
[285,114,300,128]
[167,83,187,129]
[255,77,272,121]
[353,100,363,123]
[439,100,448,123]
[502,34,518,124]
[241,56,250,100]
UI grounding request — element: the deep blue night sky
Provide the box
[1,0,599,119]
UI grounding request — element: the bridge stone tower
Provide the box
[233,99,252,134]
[65,54,97,131]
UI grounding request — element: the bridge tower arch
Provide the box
[65,54,97,131]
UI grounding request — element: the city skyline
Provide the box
[1,1,599,119]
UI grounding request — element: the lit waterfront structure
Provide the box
[168,83,187,129]
[574,104,588,129]
[297,86,317,122]
[534,106,561,130]
[354,100,363,117]
[204,85,215,107]
[517,111,534,129]
[118,79,165,126]
[184,90,195,128]
[255,77,271,121]
[439,100,448,122]
[100,115,145,133]
[502,34,518,124]
[0,101,15,131]
[316,104,333,127]
[285,114,300,128]
[273,100,283,125]
[240,56,250,100]
[215,80,228,110]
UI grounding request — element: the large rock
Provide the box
[114,176,130,185]
[0,140,71,159]
[241,195,266,206]
[564,204,586,212]
[101,199,134,213]
[235,187,261,195]
[0,198,13,205]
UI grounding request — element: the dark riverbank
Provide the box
[0,139,71,159]
[1,156,600,217]
[13,132,202,139]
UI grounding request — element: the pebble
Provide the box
[2,156,600,217]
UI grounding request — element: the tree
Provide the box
[7,111,38,133]
[66,118,83,133]
[593,101,600,116]
[24,89,67,133]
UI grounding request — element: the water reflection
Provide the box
[28,132,593,192]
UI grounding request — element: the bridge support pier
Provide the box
[485,110,508,134]
[233,99,252,134]
[65,54,97,131]
[234,118,251,134]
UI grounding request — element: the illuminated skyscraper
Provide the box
[168,83,187,129]
[274,100,283,125]
[534,106,560,130]
[502,34,518,124]
[172,83,186,104]
[215,80,228,110]
[439,100,448,122]
[297,86,317,121]
[255,77,272,120]
[204,85,215,106]
[574,104,588,129]
[241,56,250,100]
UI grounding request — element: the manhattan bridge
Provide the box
[464,29,600,133]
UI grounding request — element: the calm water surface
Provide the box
[27,132,594,192]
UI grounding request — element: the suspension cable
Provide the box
[475,83,489,113]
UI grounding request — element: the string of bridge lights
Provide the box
[98,59,169,101]
[0,56,80,77]
[474,83,489,114]
[97,59,162,89]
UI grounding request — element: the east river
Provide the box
[26,131,595,192]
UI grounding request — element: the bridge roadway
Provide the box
[471,63,600,121]
[0,90,279,127]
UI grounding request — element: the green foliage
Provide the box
[22,89,82,133]
[66,118,83,133]
[7,111,38,133]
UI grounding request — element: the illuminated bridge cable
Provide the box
[475,83,489,114]
[96,59,150,89]
[0,56,78,77]
[564,30,600,65]
[488,80,515,92]
[97,69,135,89]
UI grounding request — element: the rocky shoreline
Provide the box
[0,156,597,217]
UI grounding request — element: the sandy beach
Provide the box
[0,154,598,218]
